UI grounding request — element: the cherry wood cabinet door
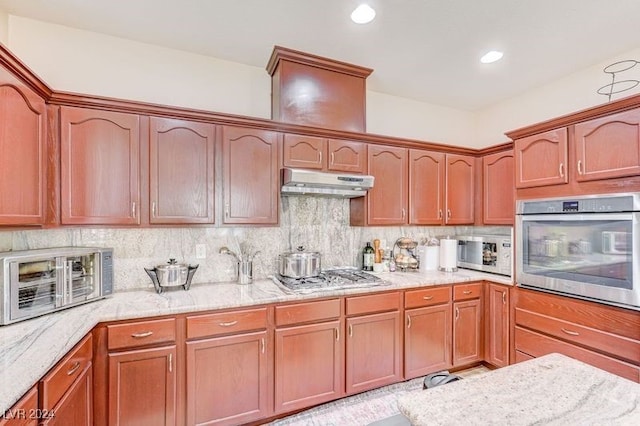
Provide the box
[445,154,475,224]
[409,149,445,225]
[108,346,176,426]
[43,364,92,426]
[345,311,401,394]
[283,134,324,170]
[0,386,38,426]
[60,107,140,225]
[485,284,510,368]
[574,108,640,182]
[404,304,452,379]
[221,126,279,224]
[514,128,568,188]
[367,145,407,225]
[149,117,215,224]
[0,68,46,225]
[274,320,342,414]
[483,151,514,225]
[453,299,482,366]
[327,139,366,173]
[186,331,269,426]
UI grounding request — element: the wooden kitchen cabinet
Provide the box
[60,107,141,225]
[482,150,514,225]
[514,128,568,188]
[485,283,510,368]
[149,117,215,224]
[404,287,453,379]
[0,387,38,426]
[345,292,402,394]
[0,67,47,226]
[283,134,365,173]
[445,154,476,224]
[452,284,483,366]
[573,108,640,182]
[42,364,92,426]
[408,149,445,225]
[220,126,280,224]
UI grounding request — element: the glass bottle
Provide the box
[363,242,374,271]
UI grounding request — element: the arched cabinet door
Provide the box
[514,128,568,188]
[366,145,407,225]
[445,154,475,225]
[409,149,445,225]
[60,106,141,225]
[221,126,280,225]
[0,68,46,225]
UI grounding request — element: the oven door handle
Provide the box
[518,213,634,222]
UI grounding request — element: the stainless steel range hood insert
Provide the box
[281,168,374,198]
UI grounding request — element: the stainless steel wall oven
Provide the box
[516,193,639,310]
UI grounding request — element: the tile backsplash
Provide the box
[0,197,510,292]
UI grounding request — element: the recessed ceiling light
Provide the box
[480,50,504,64]
[351,4,376,24]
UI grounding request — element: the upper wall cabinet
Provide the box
[514,128,568,189]
[409,149,445,225]
[445,154,476,225]
[573,108,640,182]
[283,134,365,173]
[60,107,141,225]
[365,145,408,225]
[149,117,215,224]
[0,67,47,226]
[483,150,514,225]
[221,126,280,225]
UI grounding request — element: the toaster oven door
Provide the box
[9,257,62,322]
[64,252,101,304]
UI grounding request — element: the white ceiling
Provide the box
[1,0,639,111]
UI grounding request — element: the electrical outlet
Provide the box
[196,244,206,259]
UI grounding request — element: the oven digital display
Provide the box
[562,201,579,212]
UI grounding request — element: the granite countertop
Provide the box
[397,353,640,425]
[0,268,511,413]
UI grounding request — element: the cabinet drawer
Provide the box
[515,327,639,383]
[107,318,176,350]
[187,307,268,339]
[346,292,400,316]
[405,286,451,309]
[276,299,340,327]
[40,334,92,410]
[453,283,482,301]
[515,308,640,364]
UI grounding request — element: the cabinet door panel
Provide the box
[405,304,452,379]
[0,386,38,426]
[327,139,365,173]
[483,151,514,225]
[60,107,140,225]
[44,364,92,426]
[515,128,568,188]
[486,284,509,368]
[283,134,324,169]
[0,70,46,225]
[108,346,176,426]
[453,299,482,366]
[409,149,445,225]
[346,311,401,394]
[445,154,475,224]
[275,320,342,413]
[222,126,279,224]
[574,108,640,182]
[186,331,269,426]
[150,118,215,224]
[367,145,407,225]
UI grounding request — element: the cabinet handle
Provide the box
[225,203,230,217]
[463,290,472,295]
[151,201,156,218]
[447,209,452,220]
[261,337,265,354]
[66,361,81,376]
[169,353,173,373]
[131,331,153,338]
[407,315,412,329]
[335,327,339,341]
[559,162,564,178]
[318,151,322,164]
[561,328,580,336]
[219,320,238,327]
[577,160,583,175]
[402,208,406,220]
[331,152,335,165]
[455,307,459,321]
[438,209,443,219]
[502,291,507,304]
[423,295,434,300]
[348,324,353,337]
[131,202,137,217]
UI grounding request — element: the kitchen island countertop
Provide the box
[0,268,510,413]
[397,353,640,425]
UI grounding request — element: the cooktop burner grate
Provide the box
[273,268,388,294]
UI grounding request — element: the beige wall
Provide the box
[0,10,8,44]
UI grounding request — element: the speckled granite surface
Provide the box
[0,269,510,413]
[398,353,640,425]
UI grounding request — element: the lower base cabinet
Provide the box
[0,387,38,426]
[485,284,510,367]
[186,331,269,426]
[404,304,452,378]
[43,364,92,426]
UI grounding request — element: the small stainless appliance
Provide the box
[281,168,374,198]
[456,235,512,276]
[516,193,640,310]
[0,247,113,325]
[144,258,198,294]
[273,268,388,294]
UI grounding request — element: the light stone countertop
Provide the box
[0,268,511,413]
[397,353,640,425]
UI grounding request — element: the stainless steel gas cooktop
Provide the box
[273,268,388,294]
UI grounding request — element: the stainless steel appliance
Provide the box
[0,247,113,325]
[144,258,198,294]
[278,246,322,278]
[281,168,374,198]
[516,193,640,310]
[273,268,388,294]
[456,235,512,276]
